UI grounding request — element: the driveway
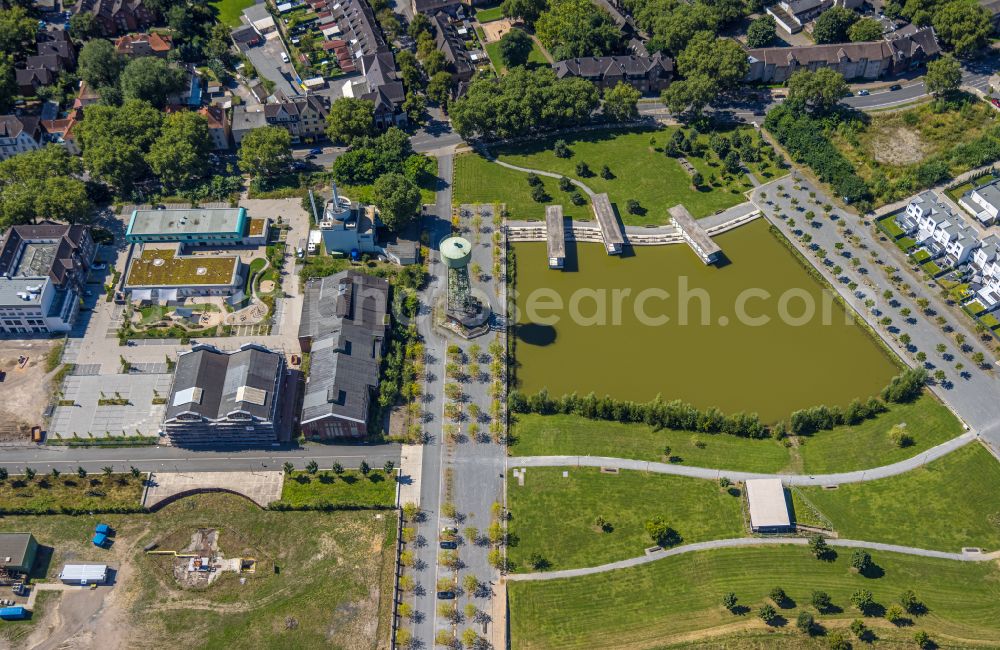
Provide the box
[242,35,300,99]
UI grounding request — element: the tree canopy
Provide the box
[78,39,124,89]
[238,126,293,179]
[76,100,164,190]
[501,0,549,26]
[146,111,211,191]
[847,17,884,42]
[372,172,422,232]
[0,54,14,113]
[0,146,91,229]
[332,127,414,185]
[449,67,600,140]
[812,6,858,44]
[662,33,748,114]
[786,68,848,115]
[325,97,376,145]
[745,15,776,49]
[603,82,641,121]
[0,6,36,60]
[924,54,962,96]
[119,57,187,108]
[933,1,991,58]
[535,0,622,60]
[499,28,534,68]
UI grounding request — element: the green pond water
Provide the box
[512,219,899,421]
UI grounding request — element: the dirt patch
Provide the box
[869,125,929,166]
[172,528,222,588]
[481,18,512,43]
[0,339,57,441]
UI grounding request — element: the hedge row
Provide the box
[509,368,927,438]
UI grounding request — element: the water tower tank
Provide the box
[440,236,472,269]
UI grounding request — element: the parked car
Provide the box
[439,540,457,549]
[92,262,107,270]
[309,147,323,155]
[989,98,1000,108]
[436,591,455,600]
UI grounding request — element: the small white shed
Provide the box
[59,564,108,585]
[745,479,792,532]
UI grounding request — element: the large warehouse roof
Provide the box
[745,478,791,530]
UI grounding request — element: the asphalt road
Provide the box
[0,442,401,474]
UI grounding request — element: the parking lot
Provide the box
[50,373,172,438]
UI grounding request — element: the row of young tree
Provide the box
[509,368,927,439]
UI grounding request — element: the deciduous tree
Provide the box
[238,126,292,178]
[373,172,422,231]
[325,97,375,144]
[499,28,534,68]
[925,54,961,96]
[603,82,640,121]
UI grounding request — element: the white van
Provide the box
[280,52,290,64]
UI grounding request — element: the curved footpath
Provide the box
[511,431,978,486]
[484,154,599,198]
[507,536,1000,582]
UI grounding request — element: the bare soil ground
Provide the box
[869,126,929,165]
[0,339,57,441]
[481,18,512,43]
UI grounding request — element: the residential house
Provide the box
[0,224,95,335]
[359,52,407,129]
[71,0,157,36]
[242,3,277,34]
[41,107,83,155]
[433,13,475,82]
[233,95,329,144]
[230,24,263,52]
[766,0,863,33]
[0,116,42,161]
[745,27,940,82]
[230,106,268,145]
[970,235,1000,311]
[958,176,1000,226]
[553,53,674,93]
[161,343,285,447]
[114,32,172,57]
[298,271,389,439]
[412,0,463,16]
[16,33,76,97]
[199,105,231,150]
[901,191,979,266]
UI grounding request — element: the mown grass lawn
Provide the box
[453,152,592,221]
[494,127,781,224]
[0,493,397,649]
[508,467,744,571]
[476,5,504,22]
[796,393,963,474]
[801,444,1000,552]
[276,469,396,508]
[509,413,792,473]
[0,472,143,514]
[510,395,963,476]
[484,32,548,75]
[211,0,254,27]
[508,544,1000,649]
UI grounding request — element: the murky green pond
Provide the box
[512,219,899,421]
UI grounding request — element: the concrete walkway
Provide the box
[486,155,598,198]
[507,536,1000,582]
[142,470,284,508]
[510,431,978,486]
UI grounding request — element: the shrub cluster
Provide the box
[765,104,868,205]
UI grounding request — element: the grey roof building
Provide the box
[433,13,475,82]
[554,53,673,93]
[298,271,389,439]
[0,533,38,576]
[162,343,285,447]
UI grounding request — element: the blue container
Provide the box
[0,607,27,620]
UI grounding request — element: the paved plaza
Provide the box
[143,470,285,508]
[50,373,172,438]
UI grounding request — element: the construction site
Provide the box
[146,528,257,589]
